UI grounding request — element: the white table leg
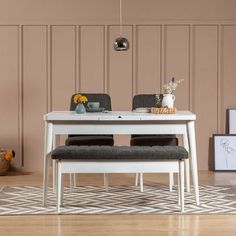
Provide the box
[183,130,190,192]
[43,121,53,207]
[56,161,62,213]
[53,135,60,193]
[187,121,200,205]
[179,160,185,212]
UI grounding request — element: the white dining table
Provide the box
[43,110,199,205]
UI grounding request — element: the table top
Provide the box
[44,111,196,121]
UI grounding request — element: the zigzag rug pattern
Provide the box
[1,185,236,215]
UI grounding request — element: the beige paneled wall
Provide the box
[0,1,236,171]
[51,26,76,110]
[164,25,190,110]
[80,26,105,93]
[136,25,161,94]
[0,26,19,167]
[22,26,47,169]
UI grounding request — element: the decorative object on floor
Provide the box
[1,184,236,215]
[227,108,236,134]
[73,93,88,114]
[161,77,184,108]
[0,148,15,175]
[150,107,177,114]
[213,134,236,171]
[114,0,129,51]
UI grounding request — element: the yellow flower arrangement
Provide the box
[5,151,15,161]
[0,148,15,161]
[73,94,88,104]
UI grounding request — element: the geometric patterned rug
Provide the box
[1,185,236,215]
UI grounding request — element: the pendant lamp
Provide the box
[113,0,129,51]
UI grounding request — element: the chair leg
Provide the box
[140,173,144,192]
[179,160,185,213]
[169,172,174,192]
[73,173,77,188]
[104,173,109,192]
[135,173,139,186]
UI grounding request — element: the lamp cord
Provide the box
[119,0,122,36]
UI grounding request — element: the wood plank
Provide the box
[51,26,76,110]
[192,26,218,170]
[1,172,236,236]
[80,26,104,93]
[164,25,190,109]
[136,25,161,94]
[0,26,19,167]
[22,26,47,170]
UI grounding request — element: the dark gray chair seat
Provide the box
[131,94,178,146]
[65,93,114,146]
[51,145,188,161]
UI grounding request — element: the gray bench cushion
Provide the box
[51,146,188,161]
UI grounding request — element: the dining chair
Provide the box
[131,94,179,191]
[65,93,114,190]
[65,93,114,146]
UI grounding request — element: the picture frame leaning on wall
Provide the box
[213,134,236,171]
[227,108,236,134]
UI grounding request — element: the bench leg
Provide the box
[42,153,50,207]
[56,161,62,214]
[179,160,185,213]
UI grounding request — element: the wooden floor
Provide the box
[1,171,236,236]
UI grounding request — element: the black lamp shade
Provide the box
[113,37,129,51]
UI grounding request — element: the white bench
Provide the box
[45,145,188,213]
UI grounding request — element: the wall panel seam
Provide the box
[75,25,79,93]
[78,26,81,91]
[160,24,165,90]
[46,25,52,112]
[103,25,106,93]
[132,24,137,96]
[189,24,193,111]
[107,26,110,94]
[217,24,223,133]
[18,25,23,167]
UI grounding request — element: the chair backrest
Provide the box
[70,93,112,111]
[132,94,163,110]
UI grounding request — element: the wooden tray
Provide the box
[150,107,177,114]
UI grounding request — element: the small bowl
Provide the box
[87,102,100,109]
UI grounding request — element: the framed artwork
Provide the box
[213,134,236,171]
[227,108,236,134]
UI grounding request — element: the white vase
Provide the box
[162,94,175,108]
